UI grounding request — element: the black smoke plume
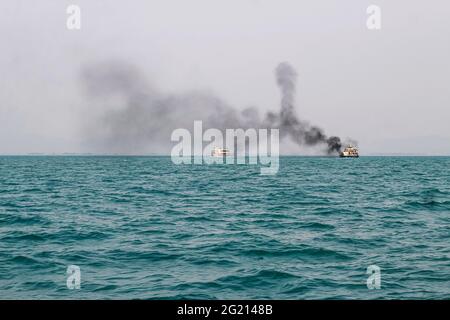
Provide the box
[81,61,348,155]
[274,62,343,154]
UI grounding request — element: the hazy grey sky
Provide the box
[1,0,449,155]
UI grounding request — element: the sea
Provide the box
[0,156,449,299]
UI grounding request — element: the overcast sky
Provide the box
[1,0,449,155]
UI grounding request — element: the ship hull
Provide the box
[339,154,359,158]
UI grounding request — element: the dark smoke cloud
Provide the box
[274,62,343,154]
[81,61,350,155]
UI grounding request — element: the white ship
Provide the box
[340,145,359,158]
[211,147,232,157]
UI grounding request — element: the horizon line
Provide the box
[1,153,450,157]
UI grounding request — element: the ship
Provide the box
[340,145,359,158]
[211,147,232,157]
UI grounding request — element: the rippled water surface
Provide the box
[0,156,449,299]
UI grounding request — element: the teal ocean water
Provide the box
[0,156,449,299]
